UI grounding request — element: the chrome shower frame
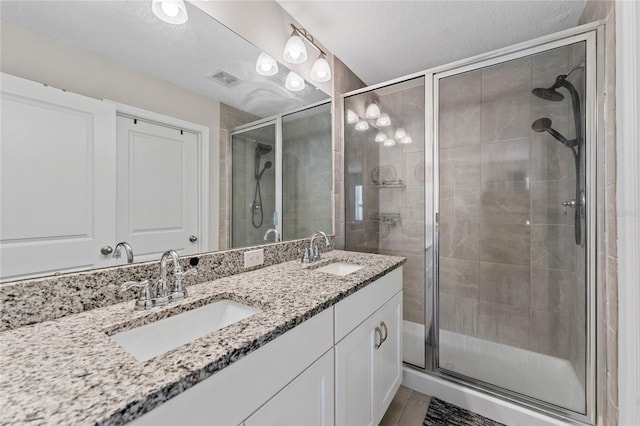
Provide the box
[341,20,605,425]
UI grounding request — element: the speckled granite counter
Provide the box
[0,250,404,426]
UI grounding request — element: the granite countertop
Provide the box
[0,250,405,426]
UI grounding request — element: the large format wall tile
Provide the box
[530,267,574,313]
[439,70,481,110]
[440,145,481,185]
[439,104,481,148]
[440,293,478,336]
[479,223,530,265]
[479,261,530,308]
[439,257,479,298]
[530,309,571,359]
[478,300,530,349]
[481,58,532,104]
[531,130,574,181]
[439,222,479,260]
[453,184,480,222]
[531,179,575,225]
[480,138,530,182]
[480,180,530,224]
[530,224,576,270]
[480,96,531,142]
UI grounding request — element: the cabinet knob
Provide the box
[374,326,383,349]
[100,245,113,255]
[189,235,198,243]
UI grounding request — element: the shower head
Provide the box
[532,75,567,102]
[255,143,272,157]
[531,117,577,148]
[258,161,273,178]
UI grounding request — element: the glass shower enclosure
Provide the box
[343,26,597,424]
[231,102,332,248]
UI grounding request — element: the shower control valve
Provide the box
[562,199,577,215]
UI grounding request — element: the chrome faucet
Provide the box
[302,231,330,264]
[264,228,281,242]
[157,250,182,306]
[113,241,134,263]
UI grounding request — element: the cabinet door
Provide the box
[0,73,116,281]
[245,349,334,426]
[335,314,377,426]
[374,291,403,423]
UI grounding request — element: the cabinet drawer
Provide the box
[334,267,402,343]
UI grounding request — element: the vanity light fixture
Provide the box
[355,120,369,131]
[283,31,308,64]
[365,103,381,119]
[282,24,332,82]
[383,138,397,147]
[374,132,387,143]
[394,128,406,140]
[400,135,413,144]
[151,0,188,25]
[376,113,391,127]
[255,52,278,76]
[346,109,359,124]
[285,71,305,91]
[310,54,332,83]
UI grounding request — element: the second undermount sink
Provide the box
[315,261,364,276]
[111,300,261,362]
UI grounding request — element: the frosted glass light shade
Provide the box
[283,34,308,64]
[256,53,278,76]
[365,103,381,119]
[310,56,332,82]
[376,113,391,127]
[152,0,188,24]
[400,135,413,144]
[285,71,305,91]
[394,128,406,140]
[355,120,369,131]
[383,138,396,147]
[374,132,386,143]
[346,109,359,124]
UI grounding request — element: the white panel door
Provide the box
[116,116,199,261]
[374,292,403,424]
[0,73,116,281]
[335,314,376,426]
[245,349,334,426]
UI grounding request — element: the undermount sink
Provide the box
[111,300,261,362]
[315,261,364,276]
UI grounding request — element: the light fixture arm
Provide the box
[290,24,326,57]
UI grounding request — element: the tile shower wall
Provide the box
[282,103,333,240]
[439,45,586,382]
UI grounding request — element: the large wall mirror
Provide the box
[0,0,332,282]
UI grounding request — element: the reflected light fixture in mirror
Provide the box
[400,135,413,144]
[310,54,331,83]
[283,32,308,64]
[256,52,278,76]
[376,113,391,127]
[384,138,397,147]
[355,120,369,131]
[285,71,305,91]
[375,131,386,143]
[394,128,406,140]
[365,103,381,119]
[346,109,359,124]
[151,0,188,24]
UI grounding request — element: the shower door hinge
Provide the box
[435,212,439,223]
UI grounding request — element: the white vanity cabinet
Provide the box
[131,266,403,426]
[334,268,403,426]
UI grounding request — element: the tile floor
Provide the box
[380,386,432,426]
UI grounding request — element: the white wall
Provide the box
[0,20,221,248]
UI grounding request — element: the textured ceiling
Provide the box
[278,0,587,85]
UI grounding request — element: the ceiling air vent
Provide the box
[206,69,240,86]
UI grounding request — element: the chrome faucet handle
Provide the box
[121,279,153,310]
[302,248,312,264]
[172,268,197,300]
